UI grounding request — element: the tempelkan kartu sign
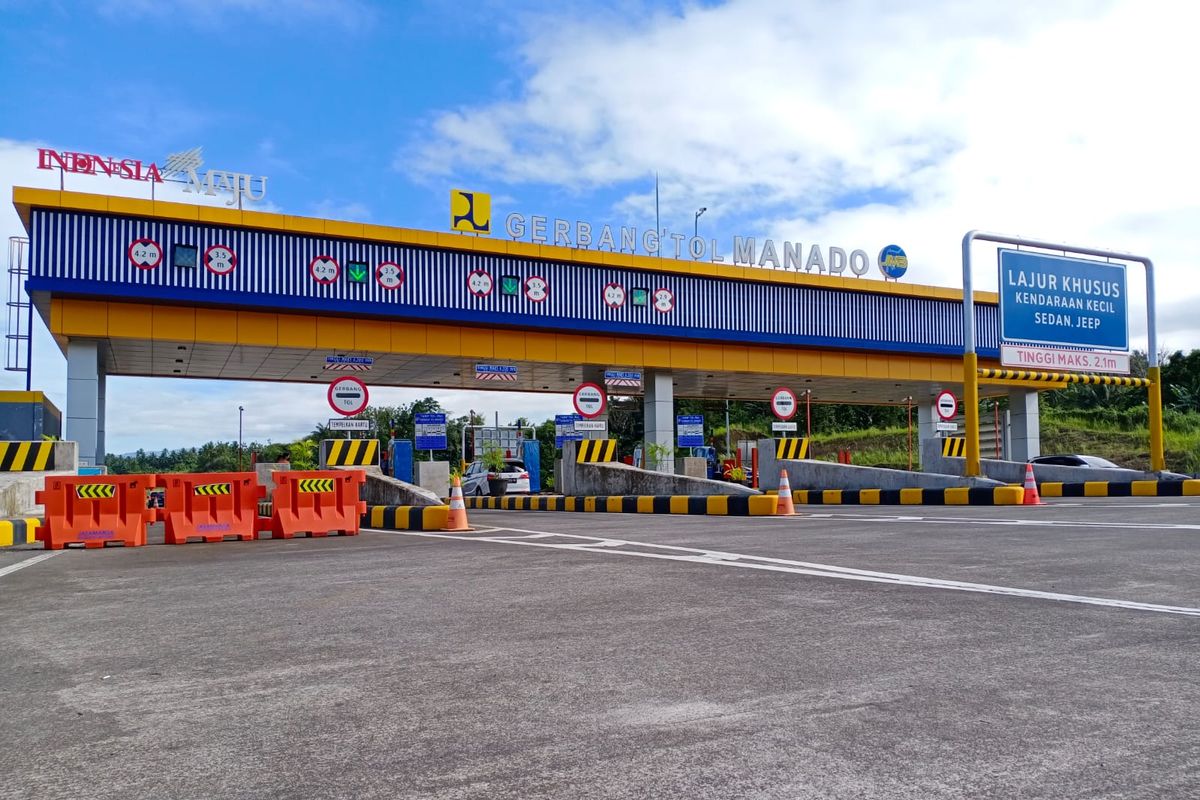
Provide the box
[998,249,1128,352]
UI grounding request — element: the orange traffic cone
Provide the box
[444,475,472,531]
[777,469,797,516]
[1022,462,1044,506]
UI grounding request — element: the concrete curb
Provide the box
[791,487,1025,506]
[362,505,449,530]
[0,518,42,547]
[466,495,779,515]
[1039,480,1200,498]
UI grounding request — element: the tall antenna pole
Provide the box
[654,172,660,259]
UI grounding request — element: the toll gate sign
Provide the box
[327,376,369,416]
[414,413,447,450]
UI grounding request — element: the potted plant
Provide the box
[482,444,509,497]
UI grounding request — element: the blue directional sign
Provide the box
[998,249,1128,351]
[555,413,583,448]
[676,415,704,448]
[414,413,447,450]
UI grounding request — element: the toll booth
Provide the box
[0,391,61,441]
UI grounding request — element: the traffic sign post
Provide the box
[962,231,1163,475]
[572,383,606,419]
[414,413,448,451]
[327,376,369,417]
[676,415,704,448]
[770,387,798,421]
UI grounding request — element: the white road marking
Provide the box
[753,512,1200,531]
[0,551,61,580]
[368,526,1200,618]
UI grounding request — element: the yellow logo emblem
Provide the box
[450,189,491,234]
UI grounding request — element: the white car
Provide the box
[462,459,531,496]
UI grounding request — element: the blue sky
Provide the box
[1,0,1198,452]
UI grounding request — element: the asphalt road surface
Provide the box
[2,498,1198,799]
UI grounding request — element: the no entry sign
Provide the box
[572,382,607,419]
[935,390,959,421]
[328,376,369,416]
[770,387,798,420]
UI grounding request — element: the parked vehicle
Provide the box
[1030,454,1123,469]
[461,459,531,496]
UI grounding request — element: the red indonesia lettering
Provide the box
[35,148,162,182]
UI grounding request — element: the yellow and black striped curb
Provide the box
[1039,480,1200,498]
[322,438,380,467]
[0,441,55,471]
[297,478,335,493]
[776,438,810,460]
[941,438,966,457]
[466,494,779,515]
[790,487,1025,505]
[193,482,232,496]
[0,518,41,547]
[362,505,449,530]
[75,484,116,499]
[978,368,1151,387]
[576,440,617,463]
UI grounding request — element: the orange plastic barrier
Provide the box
[157,472,266,544]
[35,475,157,549]
[270,470,366,539]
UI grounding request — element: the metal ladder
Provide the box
[6,236,31,390]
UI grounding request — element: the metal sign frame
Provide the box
[962,231,1161,476]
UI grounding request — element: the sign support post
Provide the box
[962,231,1161,476]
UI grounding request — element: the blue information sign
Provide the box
[676,415,704,448]
[998,249,1128,351]
[555,413,583,448]
[414,412,447,450]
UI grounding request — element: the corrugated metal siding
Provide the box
[29,209,1000,356]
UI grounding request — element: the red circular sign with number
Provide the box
[309,255,340,284]
[203,244,237,276]
[376,261,404,290]
[128,238,162,270]
[653,287,675,313]
[467,269,493,297]
[603,282,626,308]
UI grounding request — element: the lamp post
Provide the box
[694,207,707,239]
[238,405,244,471]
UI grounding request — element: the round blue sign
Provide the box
[878,244,908,279]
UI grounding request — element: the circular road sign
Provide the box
[376,261,404,290]
[128,238,162,270]
[524,275,548,302]
[328,376,369,417]
[878,244,908,280]
[653,287,675,313]
[603,282,626,308]
[935,390,959,421]
[203,244,237,276]
[467,268,493,297]
[309,255,340,284]
[572,382,607,419]
[771,387,798,421]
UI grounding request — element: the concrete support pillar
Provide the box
[917,396,938,469]
[66,340,104,466]
[1008,389,1041,462]
[643,371,674,473]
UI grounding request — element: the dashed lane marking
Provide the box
[368,526,1200,618]
[0,551,61,581]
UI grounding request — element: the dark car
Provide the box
[1030,454,1123,469]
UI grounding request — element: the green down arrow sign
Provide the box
[347,261,368,283]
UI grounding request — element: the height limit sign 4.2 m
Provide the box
[328,376,369,417]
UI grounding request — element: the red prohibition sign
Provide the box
[603,282,626,308]
[376,261,405,290]
[771,387,798,421]
[327,376,369,416]
[203,244,237,276]
[467,269,493,297]
[127,238,163,270]
[653,287,675,313]
[572,382,607,419]
[309,255,340,284]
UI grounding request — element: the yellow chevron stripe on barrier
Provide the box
[0,441,55,472]
[298,478,335,493]
[576,439,617,463]
[941,437,966,457]
[75,483,116,499]
[193,483,232,496]
[775,438,810,460]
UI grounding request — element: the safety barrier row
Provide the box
[362,505,450,531]
[790,487,1024,506]
[465,494,780,515]
[1038,480,1200,498]
[32,470,366,549]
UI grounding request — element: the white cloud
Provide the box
[412,0,1200,350]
